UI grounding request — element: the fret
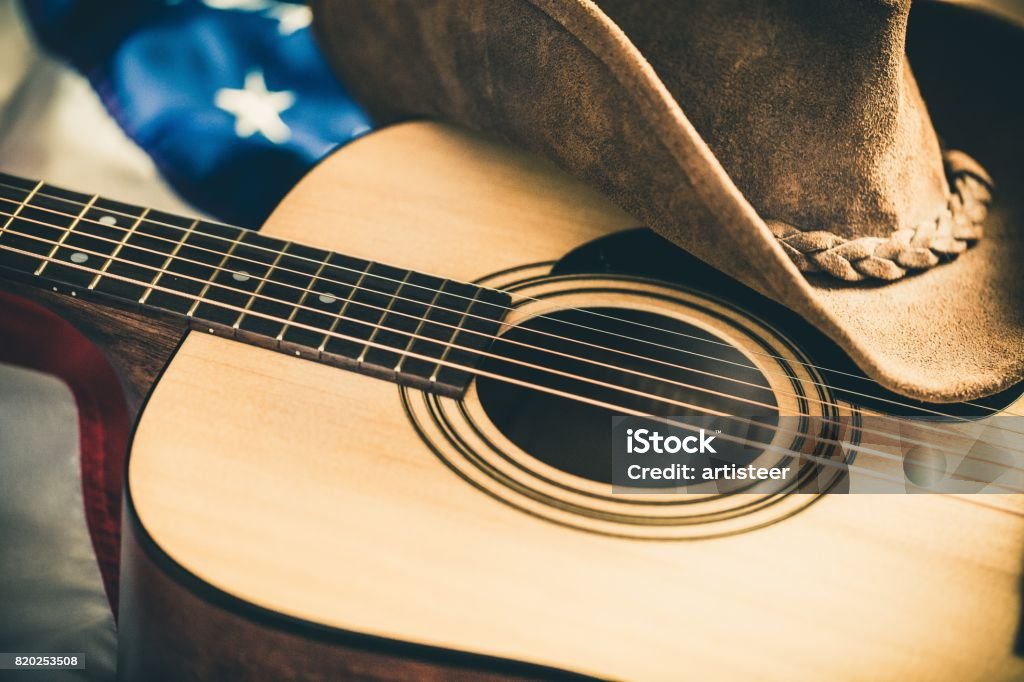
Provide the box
[398,280,478,383]
[232,235,286,332]
[91,205,186,302]
[191,229,277,331]
[433,288,511,390]
[316,262,371,353]
[393,280,446,379]
[35,189,140,291]
[0,179,43,236]
[280,252,370,356]
[139,218,199,304]
[0,176,41,239]
[186,226,246,322]
[19,183,86,230]
[355,270,413,375]
[0,173,514,398]
[4,183,100,287]
[87,207,150,290]
[318,260,400,365]
[146,221,234,314]
[319,253,372,315]
[0,180,46,273]
[275,246,332,355]
[0,211,60,254]
[239,241,320,343]
[429,286,485,390]
[34,194,97,276]
[358,270,444,375]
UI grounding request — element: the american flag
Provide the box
[21,0,372,226]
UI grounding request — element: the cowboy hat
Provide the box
[311,0,1023,403]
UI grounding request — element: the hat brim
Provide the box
[768,1,1024,403]
[314,0,1023,402]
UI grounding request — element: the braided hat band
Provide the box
[769,151,993,282]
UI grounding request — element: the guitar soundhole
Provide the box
[476,308,780,485]
[402,272,850,539]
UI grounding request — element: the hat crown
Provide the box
[601,0,947,238]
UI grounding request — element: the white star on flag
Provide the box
[266,5,312,35]
[202,0,273,10]
[215,70,295,144]
[202,0,312,35]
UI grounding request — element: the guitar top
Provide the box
[1,0,1023,676]
[4,121,1021,680]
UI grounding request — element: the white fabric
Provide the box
[0,2,203,679]
[0,2,203,215]
[0,364,116,681]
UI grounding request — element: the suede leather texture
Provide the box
[312,0,1023,402]
[599,0,950,239]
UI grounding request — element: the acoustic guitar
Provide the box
[1,121,1022,681]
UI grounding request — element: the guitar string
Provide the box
[1,206,1020,466]
[1,224,1022,490]
[1,193,1019,444]
[0,181,1008,420]
[7,243,1024,515]
[2,185,1016,441]
[2,195,1021,455]
[1,201,1022,469]
[4,192,1020,516]
[4,238,1024,507]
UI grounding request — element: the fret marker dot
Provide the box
[232,271,250,283]
[70,252,89,264]
[318,293,336,305]
[99,216,117,226]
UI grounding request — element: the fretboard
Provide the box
[0,173,510,397]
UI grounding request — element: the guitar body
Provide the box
[114,122,1024,680]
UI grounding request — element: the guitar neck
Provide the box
[0,173,510,397]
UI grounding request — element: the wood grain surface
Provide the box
[0,279,186,417]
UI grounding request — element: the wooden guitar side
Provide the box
[120,122,1024,681]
